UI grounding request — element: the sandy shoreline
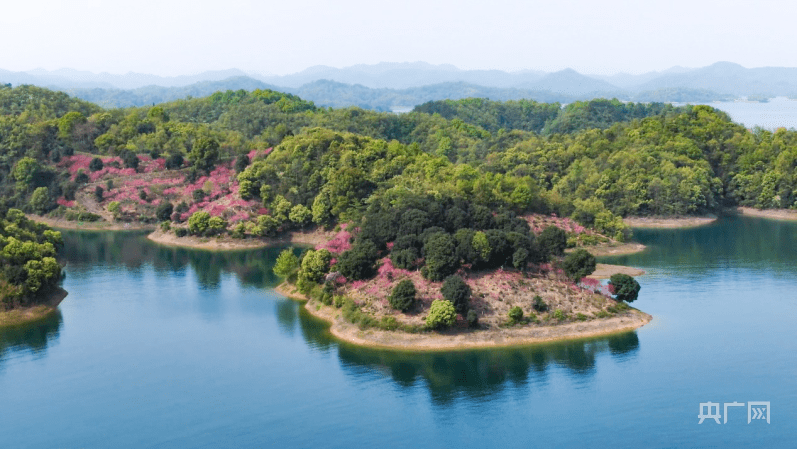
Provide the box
[274,283,651,352]
[588,263,645,279]
[146,227,335,251]
[735,207,797,221]
[578,242,647,257]
[0,288,68,328]
[623,215,717,228]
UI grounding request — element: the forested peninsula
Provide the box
[2,83,795,340]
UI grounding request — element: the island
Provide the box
[4,84,797,345]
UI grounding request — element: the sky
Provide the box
[2,0,797,77]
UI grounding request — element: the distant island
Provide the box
[2,83,796,342]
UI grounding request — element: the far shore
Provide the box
[147,227,334,251]
[26,215,156,232]
[0,288,68,328]
[274,283,651,352]
[735,207,797,221]
[623,215,717,229]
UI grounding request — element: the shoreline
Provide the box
[588,263,645,279]
[622,215,717,229]
[735,207,797,221]
[146,227,336,251]
[26,215,156,231]
[0,288,68,328]
[274,283,651,352]
[579,242,647,257]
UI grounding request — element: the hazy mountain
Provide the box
[635,62,797,96]
[63,77,577,111]
[253,62,548,89]
[591,66,695,90]
[65,77,279,108]
[0,68,250,90]
[516,69,622,96]
[290,80,576,111]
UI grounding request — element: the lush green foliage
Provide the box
[508,306,524,323]
[609,274,641,303]
[389,279,417,311]
[441,275,471,315]
[0,208,63,309]
[426,299,456,329]
[273,249,299,279]
[562,249,597,282]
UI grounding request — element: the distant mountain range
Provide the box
[1,61,794,110]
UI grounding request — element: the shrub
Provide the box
[553,309,566,321]
[75,171,89,184]
[231,222,246,239]
[576,313,588,321]
[532,295,548,312]
[89,157,104,172]
[188,211,211,235]
[466,309,479,328]
[175,227,189,237]
[426,299,456,329]
[165,153,184,170]
[508,306,524,323]
[139,189,147,202]
[562,249,596,282]
[192,189,206,202]
[156,202,174,222]
[160,221,171,232]
[389,279,416,311]
[94,186,104,202]
[609,273,641,302]
[441,274,471,315]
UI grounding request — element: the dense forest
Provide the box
[2,83,795,317]
[0,207,63,310]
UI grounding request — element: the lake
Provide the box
[688,96,797,130]
[1,216,795,448]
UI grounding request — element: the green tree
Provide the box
[426,299,456,329]
[188,137,220,173]
[289,204,312,227]
[336,240,379,281]
[29,187,51,214]
[441,274,471,314]
[207,216,227,235]
[538,226,567,258]
[609,274,641,302]
[298,249,332,284]
[562,249,596,282]
[156,202,174,222]
[389,279,416,311]
[188,211,211,235]
[107,201,121,219]
[11,157,40,191]
[422,233,459,281]
[273,248,299,278]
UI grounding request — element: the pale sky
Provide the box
[2,0,796,76]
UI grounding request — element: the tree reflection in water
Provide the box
[0,311,63,368]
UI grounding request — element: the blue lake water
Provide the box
[1,217,795,448]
